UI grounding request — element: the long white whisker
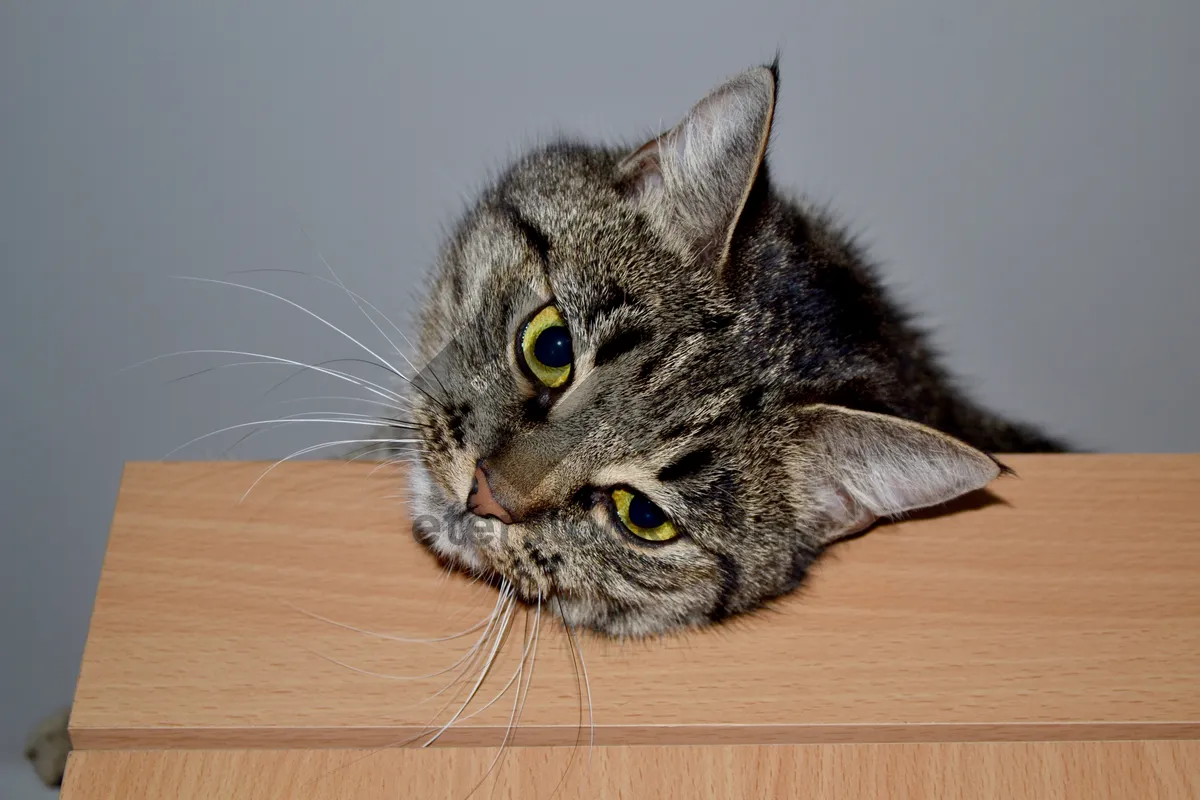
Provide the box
[124,349,406,404]
[459,596,539,724]
[231,267,422,376]
[470,596,542,800]
[287,602,490,645]
[407,584,514,741]
[414,586,514,704]
[353,446,407,465]
[368,456,419,474]
[159,359,418,411]
[477,603,535,800]
[507,598,541,736]
[274,410,406,422]
[173,276,409,382]
[561,601,595,771]
[421,589,518,747]
[241,438,421,502]
[163,417,418,460]
[264,587,516,800]
[300,232,420,378]
[302,586,512,709]
[278,395,412,412]
[307,641,483,684]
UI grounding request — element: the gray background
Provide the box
[1,0,1197,793]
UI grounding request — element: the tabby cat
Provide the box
[403,63,1063,638]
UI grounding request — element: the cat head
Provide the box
[406,64,1001,637]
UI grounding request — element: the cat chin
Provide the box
[554,594,707,639]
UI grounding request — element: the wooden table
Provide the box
[63,457,1200,798]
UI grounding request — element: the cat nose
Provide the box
[467,463,515,524]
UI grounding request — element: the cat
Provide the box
[400,62,1065,640]
[26,60,1070,792]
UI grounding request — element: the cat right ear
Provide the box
[795,405,1004,543]
[618,64,777,269]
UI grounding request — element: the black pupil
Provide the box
[628,493,665,529]
[533,326,572,369]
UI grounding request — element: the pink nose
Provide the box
[467,465,514,524]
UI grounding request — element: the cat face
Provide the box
[405,65,1001,637]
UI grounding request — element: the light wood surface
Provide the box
[61,743,1200,800]
[71,456,1200,751]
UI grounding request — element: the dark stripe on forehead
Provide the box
[709,551,740,622]
[657,448,714,482]
[637,355,664,383]
[592,282,634,317]
[594,325,653,367]
[495,201,551,263]
[582,281,642,332]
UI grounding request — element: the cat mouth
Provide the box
[414,509,554,603]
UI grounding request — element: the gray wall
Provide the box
[1,0,1197,781]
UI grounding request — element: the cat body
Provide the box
[403,64,1062,638]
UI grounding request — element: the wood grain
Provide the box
[61,743,1200,800]
[71,457,1200,749]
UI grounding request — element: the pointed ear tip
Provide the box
[747,64,778,90]
[993,458,1017,479]
[719,65,777,96]
[968,455,1006,488]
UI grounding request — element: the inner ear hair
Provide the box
[618,64,778,270]
[800,404,1003,539]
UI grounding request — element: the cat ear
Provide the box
[618,64,777,266]
[799,405,1003,540]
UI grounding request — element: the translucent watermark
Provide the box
[411,511,507,549]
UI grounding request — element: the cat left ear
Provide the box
[797,405,1004,542]
[618,64,777,268]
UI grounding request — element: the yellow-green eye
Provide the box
[612,488,679,542]
[519,305,573,388]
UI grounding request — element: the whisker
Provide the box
[123,349,406,405]
[230,267,422,377]
[299,232,423,381]
[162,416,419,460]
[261,357,418,402]
[278,395,411,412]
[561,599,595,770]
[458,596,539,724]
[368,456,418,474]
[271,586,517,800]
[546,599,587,800]
[466,600,537,800]
[256,408,426,429]
[352,446,408,466]
[153,358,419,422]
[307,639,482,684]
[421,588,518,747]
[173,275,453,412]
[287,602,489,645]
[240,438,422,502]
[412,585,515,705]
[172,276,409,382]
[401,583,515,743]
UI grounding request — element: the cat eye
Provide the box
[611,488,679,542]
[518,305,573,388]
